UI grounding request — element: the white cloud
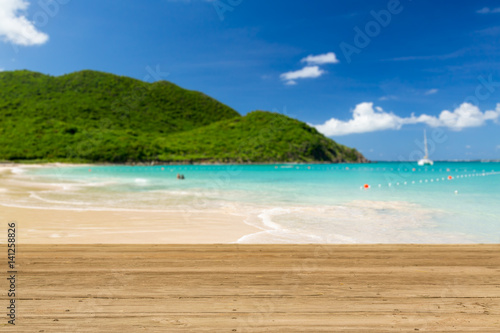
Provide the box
[314,102,407,136]
[465,145,471,149]
[280,66,325,85]
[0,0,48,46]
[301,52,339,65]
[314,102,500,136]
[416,103,500,130]
[477,7,500,14]
[424,88,438,95]
[280,52,338,85]
[379,95,397,101]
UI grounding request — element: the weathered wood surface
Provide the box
[2,244,499,332]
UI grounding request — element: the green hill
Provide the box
[0,70,367,163]
[155,111,365,163]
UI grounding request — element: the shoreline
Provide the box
[0,160,371,167]
[2,160,499,167]
[0,164,262,244]
[1,163,499,245]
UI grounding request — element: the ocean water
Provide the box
[6,162,500,244]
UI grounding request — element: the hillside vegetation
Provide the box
[0,70,367,163]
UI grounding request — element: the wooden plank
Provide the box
[1,244,499,332]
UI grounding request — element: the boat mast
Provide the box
[424,129,428,159]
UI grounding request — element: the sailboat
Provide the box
[418,129,434,166]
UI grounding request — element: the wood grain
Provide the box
[2,244,499,332]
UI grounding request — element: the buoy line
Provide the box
[360,170,500,190]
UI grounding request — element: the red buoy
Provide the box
[448,176,453,180]
[363,184,370,189]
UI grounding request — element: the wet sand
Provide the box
[2,244,499,332]
[0,165,260,244]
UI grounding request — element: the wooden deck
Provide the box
[3,244,499,332]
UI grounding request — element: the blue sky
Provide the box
[0,0,499,161]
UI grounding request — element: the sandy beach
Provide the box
[2,244,498,332]
[0,165,260,244]
[0,205,259,244]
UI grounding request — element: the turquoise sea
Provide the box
[8,162,500,243]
